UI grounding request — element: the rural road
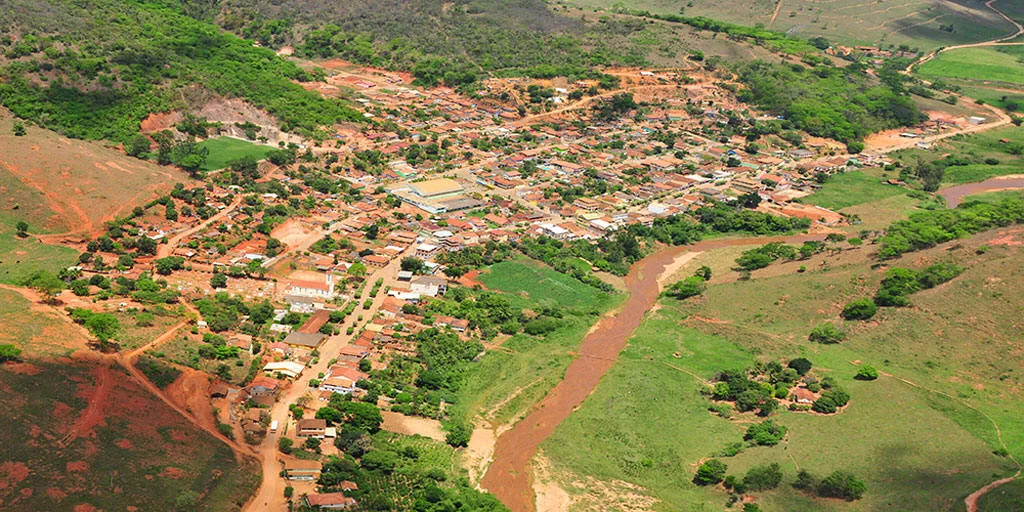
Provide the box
[243,246,412,512]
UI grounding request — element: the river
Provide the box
[939,175,1024,207]
[480,234,823,512]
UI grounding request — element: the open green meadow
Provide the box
[799,169,907,210]
[962,190,1024,204]
[890,126,1024,185]
[197,136,276,171]
[543,228,1024,511]
[919,47,1024,87]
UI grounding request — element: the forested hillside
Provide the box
[0,0,361,141]
[217,0,649,86]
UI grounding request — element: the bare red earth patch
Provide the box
[0,462,30,491]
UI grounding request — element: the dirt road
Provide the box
[481,234,823,512]
[158,197,243,258]
[243,246,412,512]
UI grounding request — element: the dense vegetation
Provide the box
[216,0,645,87]
[738,61,926,146]
[0,0,360,141]
[878,197,1024,258]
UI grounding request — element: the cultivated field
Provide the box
[562,0,1018,50]
[918,46,1024,87]
[543,227,1024,511]
[197,136,277,171]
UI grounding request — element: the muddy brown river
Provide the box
[481,234,823,512]
[939,176,1024,207]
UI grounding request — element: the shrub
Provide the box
[841,298,877,320]
[855,366,879,380]
[808,323,846,344]
[818,471,866,500]
[693,459,727,485]
[744,420,787,446]
[0,344,22,362]
[668,275,706,299]
[278,437,293,454]
[787,357,812,375]
[743,463,783,491]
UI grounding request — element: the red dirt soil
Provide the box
[60,363,113,447]
[162,368,218,433]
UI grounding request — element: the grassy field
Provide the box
[479,258,611,311]
[0,360,260,511]
[978,478,1024,512]
[155,334,257,385]
[562,0,1018,50]
[453,259,622,428]
[962,190,1024,203]
[543,228,1024,511]
[197,136,276,171]
[919,47,1024,86]
[0,288,89,357]
[799,169,907,210]
[890,126,1024,185]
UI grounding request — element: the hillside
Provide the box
[564,0,1020,51]
[0,0,361,142]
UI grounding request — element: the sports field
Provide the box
[197,136,277,171]
[799,169,907,210]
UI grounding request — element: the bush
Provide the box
[667,275,706,299]
[278,437,293,454]
[693,459,727,485]
[855,366,879,380]
[0,344,24,362]
[841,298,877,320]
[808,323,846,344]
[744,463,783,491]
[787,357,812,375]
[812,388,850,413]
[444,421,472,447]
[744,420,787,446]
[817,471,866,500]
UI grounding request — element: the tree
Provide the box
[693,459,727,485]
[25,271,64,302]
[126,134,152,157]
[84,313,120,342]
[400,256,426,274]
[155,257,185,275]
[738,192,762,209]
[818,471,866,500]
[347,262,367,278]
[284,486,294,499]
[278,437,293,454]
[841,298,877,320]
[744,420,787,446]
[210,273,228,289]
[808,323,846,344]
[695,265,712,281]
[0,344,22,362]
[15,221,28,237]
[667,276,706,299]
[444,421,472,447]
[787,357,812,376]
[854,365,879,381]
[744,463,783,491]
[12,122,26,136]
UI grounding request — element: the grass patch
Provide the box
[962,190,1024,204]
[197,136,276,171]
[800,170,907,210]
[977,477,1024,512]
[479,258,612,311]
[546,230,1024,510]
[942,163,1024,184]
[0,288,86,357]
[919,47,1024,86]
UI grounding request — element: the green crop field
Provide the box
[197,137,277,171]
[456,259,622,428]
[919,47,1024,86]
[799,169,907,210]
[563,0,1018,50]
[479,258,613,311]
[543,228,1024,511]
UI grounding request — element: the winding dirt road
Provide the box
[481,234,823,512]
